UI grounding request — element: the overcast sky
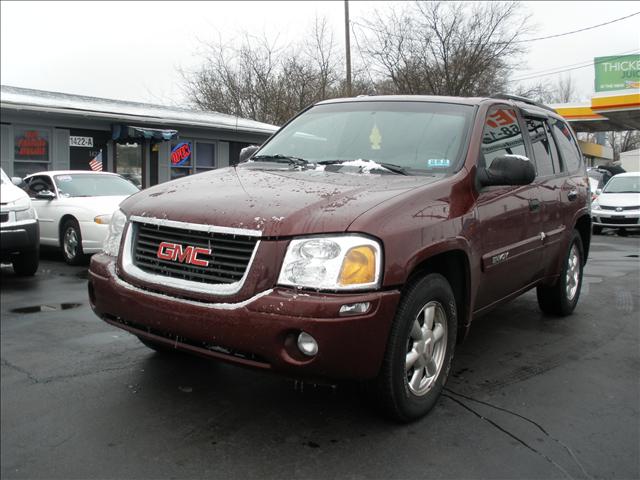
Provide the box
[1,1,639,107]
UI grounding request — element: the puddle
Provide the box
[11,303,82,314]
[626,255,639,258]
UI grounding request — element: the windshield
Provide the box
[256,101,474,175]
[603,176,640,194]
[54,174,139,197]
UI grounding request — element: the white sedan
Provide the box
[21,170,139,264]
[591,171,640,236]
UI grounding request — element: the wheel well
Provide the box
[406,250,470,343]
[59,215,78,244]
[575,215,591,264]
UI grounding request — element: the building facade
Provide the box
[0,86,278,187]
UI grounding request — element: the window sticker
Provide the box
[369,124,382,150]
[427,159,451,168]
[57,175,72,182]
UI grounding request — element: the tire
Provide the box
[592,225,602,235]
[12,248,39,276]
[536,230,584,316]
[138,336,179,354]
[372,273,457,422]
[61,219,85,265]
[617,228,628,237]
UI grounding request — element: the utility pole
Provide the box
[344,0,352,97]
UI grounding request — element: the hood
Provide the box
[121,166,436,236]
[0,181,30,206]
[598,192,640,208]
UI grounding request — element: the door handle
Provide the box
[529,198,541,211]
[567,190,578,201]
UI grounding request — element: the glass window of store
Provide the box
[170,140,216,179]
[13,126,50,177]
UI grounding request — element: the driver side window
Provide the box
[480,107,526,169]
[25,175,55,198]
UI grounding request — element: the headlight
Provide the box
[12,196,31,211]
[102,209,127,256]
[278,235,382,290]
[15,206,37,221]
[94,214,112,225]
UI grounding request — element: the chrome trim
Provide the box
[121,218,261,296]
[129,215,262,237]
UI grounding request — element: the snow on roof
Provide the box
[0,85,278,135]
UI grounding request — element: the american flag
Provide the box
[89,151,103,171]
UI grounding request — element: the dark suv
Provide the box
[88,95,590,421]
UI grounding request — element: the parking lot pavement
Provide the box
[1,236,638,480]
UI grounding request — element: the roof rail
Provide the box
[491,94,556,113]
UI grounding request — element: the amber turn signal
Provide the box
[338,245,376,285]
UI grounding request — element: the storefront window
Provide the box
[14,126,50,177]
[170,140,216,178]
[170,141,193,179]
[116,143,142,186]
[196,142,216,173]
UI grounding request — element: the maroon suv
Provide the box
[89,95,590,421]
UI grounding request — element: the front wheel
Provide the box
[372,273,457,422]
[536,230,584,316]
[61,219,85,265]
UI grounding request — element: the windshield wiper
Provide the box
[252,154,310,167]
[318,159,408,175]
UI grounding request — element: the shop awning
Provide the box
[112,124,178,142]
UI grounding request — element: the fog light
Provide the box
[339,302,370,316]
[297,332,318,357]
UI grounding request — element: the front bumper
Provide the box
[0,219,39,254]
[592,209,640,228]
[88,254,401,380]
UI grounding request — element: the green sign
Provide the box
[594,54,640,92]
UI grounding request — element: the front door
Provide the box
[474,106,544,310]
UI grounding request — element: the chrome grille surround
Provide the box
[121,216,261,296]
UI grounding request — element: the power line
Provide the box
[512,50,640,82]
[513,49,640,79]
[352,11,640,46]
[510,11,640,43]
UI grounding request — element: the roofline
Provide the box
[0,102,277,134]
[0,85,278,134]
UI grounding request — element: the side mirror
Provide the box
[239,145,260,163]
[11,177,22,186]
[595,189,602,196]
[35,190,56,201]
[477,155,536,188]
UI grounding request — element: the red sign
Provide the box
[16,130,48,158]
[156,241,211,267]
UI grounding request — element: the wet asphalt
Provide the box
[1,233,639,480]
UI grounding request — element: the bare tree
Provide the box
[608,130,640,161]
[361,1,530,96]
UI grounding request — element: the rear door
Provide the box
[474,105,545,310]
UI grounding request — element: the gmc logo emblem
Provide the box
[156,242,211,267]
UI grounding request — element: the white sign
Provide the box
[69,136,94,147]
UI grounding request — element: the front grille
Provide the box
[132,221,258,285]
[599,217,639,225]
[600,205,640,211]
[0,213,8,223]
